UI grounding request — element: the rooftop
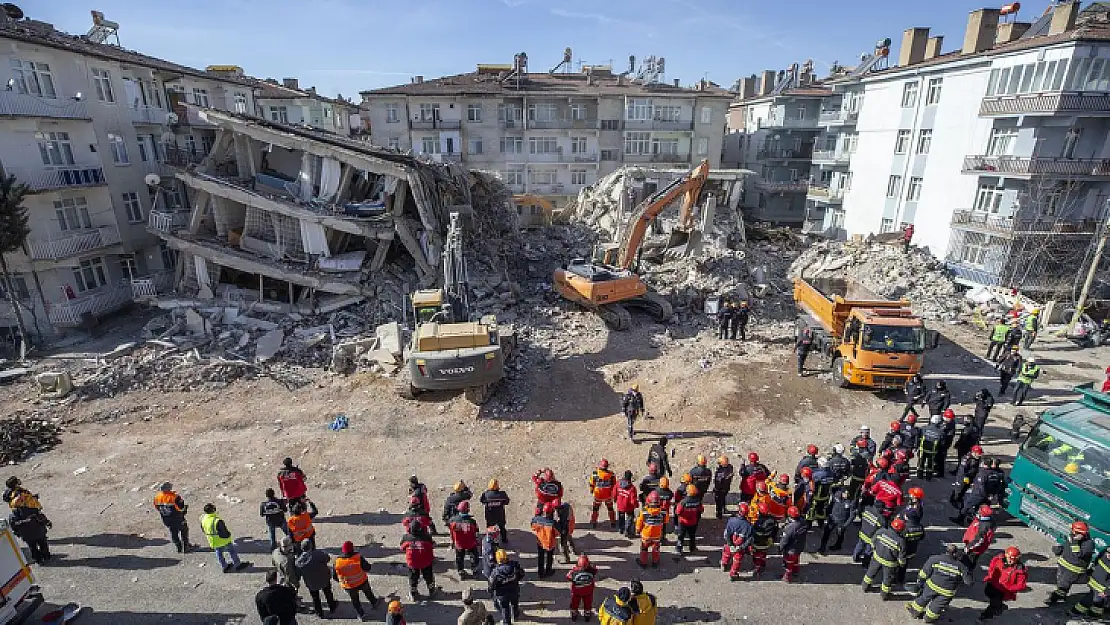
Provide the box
[360,70,732,99]
[239,76,355,108]
[731,86,833,106]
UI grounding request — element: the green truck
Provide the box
[1008,383,1110,547]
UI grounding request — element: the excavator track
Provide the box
[598,304,632,331]
[633,291,674,322]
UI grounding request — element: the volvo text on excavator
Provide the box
[553,159,710,330]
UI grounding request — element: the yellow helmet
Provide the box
[659,476,670,489]
[488,478,499,490]
[685,485,698,497]
[388,600,403,614]
[454,480,466,492]
[1032,308,1041,314]
[718,455,729,466]
[631,383,639,391]
[495,549,509,564]
[680,473,692,484]
[1065,462,1080,474]
[696,454,707,466]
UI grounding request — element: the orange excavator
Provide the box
[553,159,710,330]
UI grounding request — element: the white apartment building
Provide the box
[359,61,731,209]
[810,0,1110,295]
[231,74,360,136]
[0,14,257,338]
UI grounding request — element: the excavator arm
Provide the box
[618,159,710,269]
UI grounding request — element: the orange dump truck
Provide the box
[794,277,935,389]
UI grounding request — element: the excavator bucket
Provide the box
[666,228,690,250]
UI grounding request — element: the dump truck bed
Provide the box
[794,277,911,338]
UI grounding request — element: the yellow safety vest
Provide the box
[200,512,232,549]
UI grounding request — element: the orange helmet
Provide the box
[891,518,906,532]
[777,474,790,485]
[908,487,924,500]
[681,473,692,484]
[786,506,800,519]
[757,503,769,515]
[718,456,729,466]
[1072,520,1090,535]
[806,444,818,455]
[800,467,812,479]
[577,554,590,568]
[685,485,698,497]
[659,476,670,489]
[599,458,609,470]
[1004,546,1021,561]
[748,452,760,463]
[388,600,403,614]
[697,455,707,467]
[737,502,750,517]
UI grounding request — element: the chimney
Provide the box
[740,76,758,99]
[1049,0,1080,35]
[995,21,1031,44]
[759,70,776,96]
[924,36,944,60]
[963,8,1001,55]
[899,27,930,66]
[414,75,424,84]
[673,78,680,87]
[282,78,299,90]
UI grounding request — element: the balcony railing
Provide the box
[950,209,1101,236]
[499,119,525,129]
[6,166,106,191]
[807,185,845,203]
[129,105,169,125]
[979,92,1110,116]
[130,271,175,299]
[818,109,859,125]
[756,180,809,193]
[0,91,90,120]
[568,152,600,163]
[527,118,601,130]
[651,153,690,163]
[48,282,135,327]
[410,119,461,130]
[164,146,209,168]
[760,117,820,129]
[170,104,215,127]
[148,210,191,234]
[811,149,852,164]
[759,147,813,160]
[28,225,121,261]
[962,155,1110,178]
[441,153,463,162]
[652,119,694,131]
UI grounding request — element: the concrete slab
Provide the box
[375,322,403,357]
[255,329,285,362]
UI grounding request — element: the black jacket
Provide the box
[904,378,926,404]
[489,561,525,598]
[712,464,734,492]
[999,353,1022,375]
[779,518,808,553]
[294,548,332,591]
[919,424,944,453]
[915,553,970,594]
[646,444,671,477]
[828,493,856,527]
[479,489,510,525]
[9,508,48,542]
[955,455,981,485]
[872,527,907,568]
[973,394,995,430]
[925,389,951,415]
[255,584,299,625]
[955,423,981,454]
[443,487,474,523]
[1054,536,1095,573]
[260,497,287,529]
[827,453,851,482]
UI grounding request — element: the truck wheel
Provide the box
[396,381,418,400]
[464,383,494,405]
[831,357,849,388]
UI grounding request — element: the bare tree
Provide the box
[0,174,31,358]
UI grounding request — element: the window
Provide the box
[916,129,932,154]
[420,136,440,154]
[159,241,177,271]
[54,197,91,231]
[137,136,151,162]
[0,275,29,300]
[502,169,524,186]
[385,103,399,123]
[118,254,137,280]
[961,234,997,267]
[528,169,557,185]
[830,208,845,228]
[570,104,587,120]
[191,88,209,107]
[880,218,894,233]
[571,136,588,154]
[270,106,289,123]
[894,130,911,154]
[906,177,923,201]
[974,184,1004,213]
[986,127,1017,156]
[108,133,129,164]
[624,131,651,154]
[697,137,709,156]
[901,82,918,107]
[9,59,55,98]
[387,138,401,150]
[926,78,943,105]
[468,138,483,155]
[73,258,108,293]
[654,105,680,122]
[626,98,651,121]
[122,192,143,223]
[418,103,440,121]
[467,104,482,122]
[498,104,523,124]
[701,106,712,124]
[600,119,620,130]
[571,170,588,185]
[529,136,558,154]
[652,138,679,155]
[91,68,114,103]
[886,175,902,198]
[600,149,619,161]
[36,131,74,166]
[500,136,523,154]
[528,103,557,122]
[233,92,247,114]
[844,171,854,190]
[1063,127,1082,158]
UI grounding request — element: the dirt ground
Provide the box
[2,315,1103,624]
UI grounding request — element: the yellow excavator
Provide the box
[553,159,710,330]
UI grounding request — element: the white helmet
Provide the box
[817,456,828,468]
[930,415,942,425]
[860,425,870,432]
[833,443,845,455]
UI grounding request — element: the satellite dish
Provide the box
[73,92,82,101]
[2,4,24,19]
[166,112,179,125]
[144,174,160,186]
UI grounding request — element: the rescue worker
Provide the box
[287,500,318,551]
[739,452,769,502]
[795,445,819,482]
[878,421,902,456]
[779,506,808,582]
[862,517,907,599]
[734,301,751,340]
[154,482,196,554]
[819,488,855,554]
[1046,520,1095,605]
[949,445,983,509]
[1022,307,1040,348]
[962,505,996,571]
[200,502,249,572]
[488,549,525,625]
[953,459,999,525]
[1013,356,1041,406]
[449,500,481,577]
[851,425,877,460]
[902,223,914,252]
[271,536,300,591]
[1004,319,1023,353]
[712,455,734,519]
[925,380,951,417]
[954,416,982,471]
[615,471,639,538]
[794,466,813,517]
[387,600,406,625]
[903,374,926,419]
[459,588,493,625]
[259,488,289,551]
[688,455,713,503]
[333,540,379,618]
[480,479,510,544]
[899,487,926,561]
[852,502,886,567]
[748,481,770,521]
[637,468,660,508]
[860,457,889,511]
[531,503,560,577]
[973,388,995,433]
[827,444,851,482]
[567,554,599,622]
[892,449,913,484]
[635,491,667,568]
[766,473,792,521]
[589,459,618,529]
[443,480,473,526]
[997,346,1022,396]
[481,526,501,581]
[295,539,337,618]
[9,503,50,565]
[982,546,1028,620]
[673,484,703,554]
[870,470,904,519]
[721,503,753,579]
[532,468,563,515]
[554,498,578,564]
[646,437,672,478]
[255,569,298,625]
[987,317,1010,361]
[847,443,870,502]
[750,502,778,576]
[402,495,432,534]
[408,475,436,535]
[622,383,645,440]
[2,478,40,510]
[1071,542,1109,618]
[806,458,836,528]
[400,518,437,599]
[795,326,814,375]
[907,543,971,622]
[597,587,635,625]
[277,457,308,504]
[917,415,944,480]
[717,301,733,340]
[901,414,922,453]
[937,409,957,478]
[653,476,676,545]
[629,579,657,625]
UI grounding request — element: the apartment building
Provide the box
[809,1,1110,295]
[231,74,360,136]
[359,60,731,210]
[0,13,259,337]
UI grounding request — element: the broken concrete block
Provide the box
[255,329,285,362]
[101,342,138,361]
[35,371,73,399]
[374,322,402,357]
[184,309,208,336]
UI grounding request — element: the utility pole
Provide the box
[1070,220,1110,333]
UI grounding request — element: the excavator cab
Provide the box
[412,289,450,324]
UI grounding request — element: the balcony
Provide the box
[129,105,169,125]
[652,119,694,131]
[499,119,525,130]
[148,210,191,235]
[962,155,1110,179]
[441,153,463,163]
[6,166,106,191]
[410,119,461,130]
[48,282,135,327]
[567,152,600,164]
[979,92,1110,117]
[650,153,691,163]
[756,180,809,193]
[818,109,858,126]
[130,271,175,299]
[758,147,813,160]
[170,104,216,128]
[759,117,820,130]
[950,209,1101,238]
[0,91,90,120]
[164,146,209,168]
[811,149,852,165]
[28,225,121,261]
[527,118,600,130]
[806,185,845,203]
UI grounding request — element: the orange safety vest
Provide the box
[765,485,789,520]
[637,506,666,540]
[334,555,367,589]
[288,512,315,542]
[591,469,616,501]
[153,491,182,514]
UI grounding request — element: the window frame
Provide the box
[385,103,399,123]
[571,169,588,185]
[916,129,932,154]
[191,87,209,107]
[92,68,115,103]
[107,133,129,164]
[122,192,143,223]
[906,177,923,201]
[886,175,902,198]
[926,78,943,105]
[901,81,919,108]
[467,104,482,123]
[894,129,911,154]
[73,258,108,293]
[10,59,56,98]
[54,197,91,231]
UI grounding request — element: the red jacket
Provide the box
[400,534,435,569]
[962,517,995,555]
[277,468,307,500]
[740,464,769,497]
[448,514,479,550]
[567,563,598,591]
[870,479,904,509]
[674,497,703,527]
[615,480,638,513]
[984,554,1028,601]
[533,475,563,505]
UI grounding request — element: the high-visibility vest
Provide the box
[200,513,232,549]
[334,555,367,589]
[1018,364,1041,385]
[288,512,315,542]
[1024,315,1038,331]
[991,323,1009,342]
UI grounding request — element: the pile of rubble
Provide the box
[789,240,973,321]
[0,415,61,464]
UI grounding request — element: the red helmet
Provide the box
[487,526,500,539]
[599,458,609,470]
[1004,546,1021,561]
[877,458,891,469]
[577,554,590,568]
[737,502,750,516]
[889,421,901,432]
[800,467,812,479]
[757,503,769,515]
[978,505,993,517]
[1072,520,1090,535]
[748,452,760,463]
[777,474,790,485]
[646,491,660,506]
[891,518,906,532]
[908,487,924,500]
[552,498,562,509]
[756,481,768,493]
[457,501,470,513]
[905,415,917,425]
[856,439,869,449]
[341,540,355,555]
[409,495,421,507]
[786,506,800,519]
[543,468,554,481]
[971,445,984,456]
[806,444,818,455]
[943,409,955,420]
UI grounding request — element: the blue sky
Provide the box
[30,0,1055,98]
